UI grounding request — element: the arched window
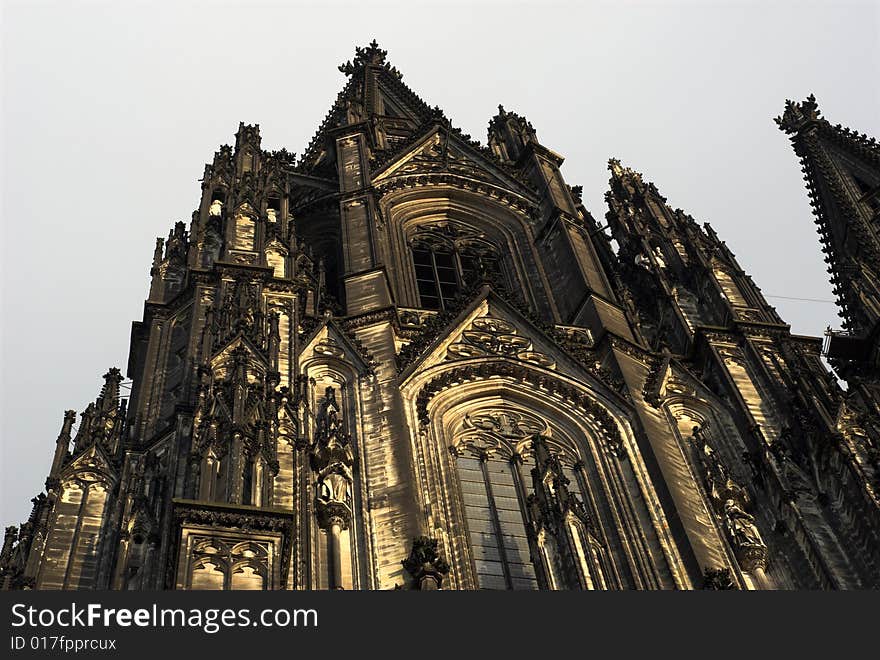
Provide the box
[191,559,225,590]
[451,409,586,590]
[456,453,539,590]
[410,222,503,310]
[188,539,269,590]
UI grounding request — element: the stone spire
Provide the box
[777,95,880,367]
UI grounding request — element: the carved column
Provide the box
[326,520,344,590]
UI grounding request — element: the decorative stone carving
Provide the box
[401,536,449,590]
[702,567,737,590]
[417,362,626,457]
[653,246,667,269]
[722,499,767,571]
[691,427,767,572]
[464,409,547,439]
[397,308,437,330]
[313,336,345,358]
[310,387,355,530]
[526,435,601,590]
[453,408,554,460]
[447,316,555,368]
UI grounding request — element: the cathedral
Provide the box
[2,42,879,590]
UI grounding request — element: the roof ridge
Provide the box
[298,74,360,169]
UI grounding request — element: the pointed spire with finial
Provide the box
[776,93,880,342]
[775,93,821,134]
[338,39,399,78]
[487,104,537,162]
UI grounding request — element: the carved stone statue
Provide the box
[317,471,351,509]
[653,246,667,269]
[691,426,767,571]
[311,387,355,531]
[723,499,763,548]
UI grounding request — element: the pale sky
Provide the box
[2,0,878,526]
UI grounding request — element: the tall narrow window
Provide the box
[241,456,254,506]
[413,245,461,310]
[233,215,256,250]
[456,454,539,590]
[413,246,442,310]
[410,222,504,310]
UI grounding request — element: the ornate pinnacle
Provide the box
[402,536,450,590]
[338,39,393,77]
[608,157,624,177]
[99,368,123,403]
[702,567,738,590]
[1,526,18,562]
[58,410,76,441]
[235,122,261,148]
[488,104,535,137]
[775,94,821,134]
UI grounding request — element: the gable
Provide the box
[209,335,268,380]
[649,358,731,415]
[60,443,116,485]
[371,127,536,198]
[299,321,373,374]
[445,301,557,369]
[398,290,621,399]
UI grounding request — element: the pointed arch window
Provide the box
[413,245,457,310]
[188,539,269,590]
[451,407,590,590]
[456,453,539,590]
[455,449,587,590]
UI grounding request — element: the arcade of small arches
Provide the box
[189,538,271,591]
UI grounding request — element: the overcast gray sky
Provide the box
[2,0,878,526]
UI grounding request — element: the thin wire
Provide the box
[764,294,837,304]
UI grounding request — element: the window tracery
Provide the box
[189,538,269,590]
[447,316,556,368]
[449,407,587,589]
[410,221,503,309]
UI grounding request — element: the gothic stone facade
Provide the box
[3,44,879,590]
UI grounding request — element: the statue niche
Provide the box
[309,387,355,589]
[691,426,767,572]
